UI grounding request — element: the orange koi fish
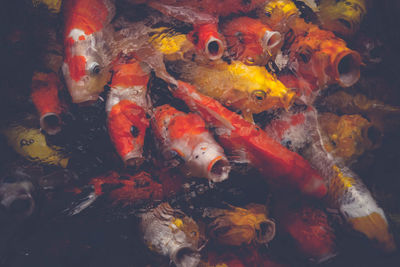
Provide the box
[169,81,327,198]
[187,23,226,61]
[151,104,230,182]
[222,16,282,66]
[31,72,64,135]
[62,0,115,104]
[106,56,151,168]
[265,107,396,253]
[276,201,337,262]
[288,26,361,91]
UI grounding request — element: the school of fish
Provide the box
[0,0,398,266]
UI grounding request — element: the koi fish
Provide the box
[2,120,69,168]
[32,0,62,13]
[106,56,151,168]
[276,201,337,262]
[187,23,226,61]
[147,0,266,21]
[258,0,300,33]
[169,81,327,199]
[0,168,36,220]
[265,107,396,252]
[31,72,63,135]
[89,171,163,206]
[318,113,380,163]
[222,16,282,66]
[151,104,230,182]
[318,0,367,37]
[203,203,276,246]
[171,60,295,122]
[139,202,201,267]
[288,26,361,91]
[62,0,115,104]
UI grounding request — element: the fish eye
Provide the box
[298,48,312,63]
[252,90,266,101]
[88,62,101,75]
[264,11,271,18]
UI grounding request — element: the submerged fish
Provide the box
[222,16,282,66]
[318,0,367,37]
[204,203,276,246]
[258,0,300,33]
[265,107,396,253]
[288,26,361,92]
[171,60,295,122]
[62,0,115,104]
[106,55,151,167]
[169,81,327,198]
[276,201,337,262]
[2,122,69,168]
[31,71,64,135]
[151,104,230,182]
[139,202,201,267]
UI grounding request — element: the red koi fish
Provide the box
[31,72,64,135]
[62,0,115,104]
[276,201,337,262]
[187,23,226,61]
[90,171,163,206]
[288,26,361,92]
[222,16,282,66]
[151,104,231,182]
[169,81,327,198]
[106,57,151,168]
[265,107,396,253]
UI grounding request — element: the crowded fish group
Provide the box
[1,0,399,266]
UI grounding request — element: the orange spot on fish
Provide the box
[66,55,87,82]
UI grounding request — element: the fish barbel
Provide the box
[62,0,115,104]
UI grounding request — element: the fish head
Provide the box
[222,17,282,66]
[258,0,299,32]
[63,37,112,104]
[188,23,226,61]
[0,171,36,220]
[290,28,361,88]
[319,0,367,37]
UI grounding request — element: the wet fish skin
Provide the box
[62,0,115,104]
[169,81,327,199]
[139,202,201,267]
[222,16,282,66]
[151,104,230,182]
[265,107,396,253]
[106,56,150,168]
[31,71,64,135]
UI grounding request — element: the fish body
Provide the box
[318,0,367,37]
[31,72,63,135]
[174,60,295,121]
[265,107,396,252]
[170,81,327,199]
[204,203,275,246]
[288,26,361,91]
[151,104,230,182]
[222,16,282,66]
[62,0,115,104]
[276,202,337,262]
[2,123,69,168]
[106,56,151,167]
[139,202,201,267]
